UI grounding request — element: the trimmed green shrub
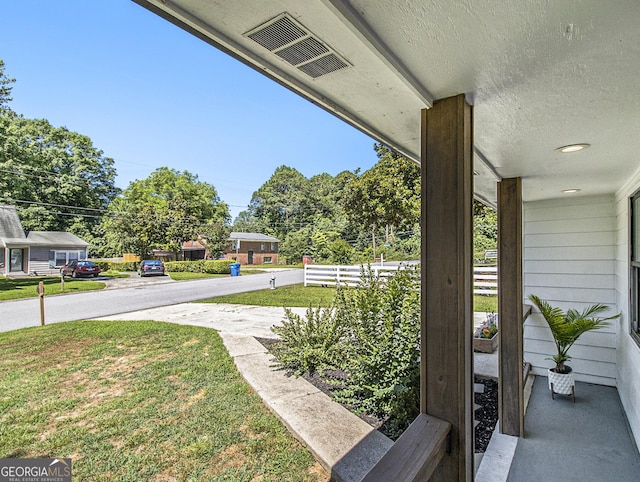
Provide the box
[92,261,138,272]
[203,259,235,274]
[109,261,139,272]
[164,260,234,274]
[92,260,112,270]
[164,261,205,273]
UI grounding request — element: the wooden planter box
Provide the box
[473,333,498,353]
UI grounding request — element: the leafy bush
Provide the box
[271,306,344,375]
[92,260,138,272]
[92,260,111,270]
[164,261,204,273]
[329,239,353,265]
[333,266,421,438]
[270,264,421,439]
[109,261,139,272]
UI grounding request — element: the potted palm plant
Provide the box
[528,294,620,401]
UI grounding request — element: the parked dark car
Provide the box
[138,260,165,277]
[60,260,101,278]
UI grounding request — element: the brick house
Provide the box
[223,232,279,265]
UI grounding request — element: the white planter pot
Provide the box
[548,367,575,402]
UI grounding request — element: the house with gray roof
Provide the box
[224,232,280,265]
[26,231,90,275]
[0,205,32,275]
[0,205,90,276]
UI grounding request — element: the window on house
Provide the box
[270,242,276,251]
[630,191,640,341]
[260,243,265,252]
[49,250,86,268]
[264,256,272,264]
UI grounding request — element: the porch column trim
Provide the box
[421,94,474,481]
[497,177,524,435]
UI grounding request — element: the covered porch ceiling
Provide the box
[134,0,640,206]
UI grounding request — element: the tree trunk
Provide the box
[372,224,377,260]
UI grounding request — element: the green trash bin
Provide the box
[230,263,241,277]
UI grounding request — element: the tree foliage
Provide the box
[102,167,229,258]
[343,144,420,233]
[0,59,15,111]
[473,201,497,260]
[248,165,308,237]
[0,116,120,230]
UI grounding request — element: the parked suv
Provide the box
[60,260,101,278]
[138,260,165,277]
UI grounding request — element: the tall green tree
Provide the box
[102,167,229,258]
[0,60,119,255]
[248,165,309,238]
[232,210,261,233]
[343,144,420,257]
[0,117,120,230]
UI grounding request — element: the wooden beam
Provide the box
[497,177,524,436]
[421,94,474,481]
[361,414,451,482]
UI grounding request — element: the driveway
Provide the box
[100,273,175,289]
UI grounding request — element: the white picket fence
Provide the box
[303,264,401,287]
[473,266,498,295]
[303,264,498,295]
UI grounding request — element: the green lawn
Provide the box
[0,276,104,301]
[199,283,498,312]
[199,284,337,307]
[474,294,498,313]
[0,320,326,481]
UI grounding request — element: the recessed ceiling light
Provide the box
[556,143,590,153]
[562,189,581,194]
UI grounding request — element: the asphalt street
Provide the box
[0,269,303,333]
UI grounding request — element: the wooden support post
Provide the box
[497,177,524,436]
[421,94,474,481]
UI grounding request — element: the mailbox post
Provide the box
[36,281,45,326]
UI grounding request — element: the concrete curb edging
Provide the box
[220,332,393,482]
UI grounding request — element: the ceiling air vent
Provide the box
[245,13,350,79]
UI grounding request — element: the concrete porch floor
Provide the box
[505,377,640,481]
[476,356,640,482]
[471,317,640,482]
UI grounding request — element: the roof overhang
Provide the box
[133,0,640,206]
[0,239,33,248]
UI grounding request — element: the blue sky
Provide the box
[1,1,376,219]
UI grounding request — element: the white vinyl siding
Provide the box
[523,195,617,386]
[615,168,640,448]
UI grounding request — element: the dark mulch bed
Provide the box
[255,337,498,453]
[474,376,498,453]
